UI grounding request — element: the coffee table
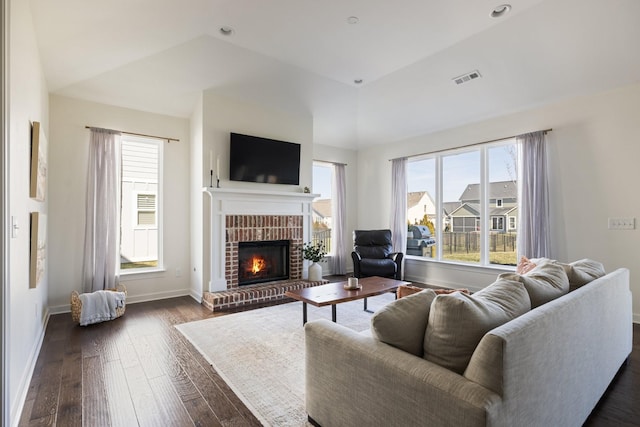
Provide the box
[284,276,411,325]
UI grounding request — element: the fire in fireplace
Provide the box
[237,240,290,286]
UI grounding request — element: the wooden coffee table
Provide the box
[285,276,410,325]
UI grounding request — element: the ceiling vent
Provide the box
[452,70,482,85]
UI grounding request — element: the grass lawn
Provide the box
[442,251,517,266]
[121,260,158,269]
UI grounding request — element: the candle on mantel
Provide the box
[216,155,220,180]
[209,150,214,171]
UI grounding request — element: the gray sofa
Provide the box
[305,267,632,427]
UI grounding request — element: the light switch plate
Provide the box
[608,217,636,230]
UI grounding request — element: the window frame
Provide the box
[133,191,157,229]
[119,135,164,275]
[311,161,334,256]
[406,138,518,268]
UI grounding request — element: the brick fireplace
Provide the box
[202,187,325,311]
[225,214,302,288]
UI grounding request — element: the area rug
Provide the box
[175,293,395,426]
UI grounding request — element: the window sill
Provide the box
[404,255,515,272]
[119,267,166,280]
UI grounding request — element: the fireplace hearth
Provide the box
[238,240,290,286]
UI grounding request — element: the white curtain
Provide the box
[390,158,408,256]
[517,131,550,258]
[332,163,347,274]
[82,128,121,293]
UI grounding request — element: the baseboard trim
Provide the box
[11,309,50,427]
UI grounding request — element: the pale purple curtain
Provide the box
[517,131,550,258]
[332,163,347,274]
[82,128,120,292]
[390,158,408,258]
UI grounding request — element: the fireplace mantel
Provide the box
[203,187,319,292]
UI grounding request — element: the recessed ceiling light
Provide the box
[219,26,235,36]
[491,4,511,18]
[347,16,359,24]
[354,79,363,84]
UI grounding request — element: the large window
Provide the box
[312,162,333,253]
[120,136,162,271]
[407,139,518,266]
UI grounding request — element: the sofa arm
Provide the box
[388,252,404,279]
[305,320,501,427]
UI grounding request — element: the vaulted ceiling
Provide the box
[29,0,640,148]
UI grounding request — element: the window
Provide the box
[120,137,162,271]
[491,216,504,231]
[407,139,518,266]
[136,193,156,227]
[312,162,333,253]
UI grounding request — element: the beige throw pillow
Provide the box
[565,259,606,291]
[371,289,437,357]
[499,259,569,308]
[423,279,530,374]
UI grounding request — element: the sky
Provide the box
[312,164,332,199]
[408,143,517,202]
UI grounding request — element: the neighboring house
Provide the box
[442,201,463,231]
[407,191,435,224]
[120,140,159,264]
[312,198,332,229]
[449,181,518,233]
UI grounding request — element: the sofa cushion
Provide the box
[371,289,437,356]
[423,278,530,374]
[499,259,569,308]
[531,257,606,291]
[397,285,470,299]
[359,258,397,277]
[565,259,606,291]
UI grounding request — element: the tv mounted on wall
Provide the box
[229,132,301,185]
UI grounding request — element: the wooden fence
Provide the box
[441,232,517,254]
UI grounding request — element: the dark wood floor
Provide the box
[19,294,640,426]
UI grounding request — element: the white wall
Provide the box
[202,91,313,191]
[313,143,358,274]
[199,91,313,290]
[358,83,640,321]
[190,93,204,301]
[7,0,50,423]
[48,95,191,310]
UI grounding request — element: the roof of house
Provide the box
[459,180,517,201]
[443,202,462,216]
[407,191,434,209]
[312,199,332,218]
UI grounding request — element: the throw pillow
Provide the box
[499,259,569,308]
[371,289,438,357]
[423,278,530,374]
[434,288,470,295]
[397,285,470,298]
[565,259,606,291]
[516,256,537,274]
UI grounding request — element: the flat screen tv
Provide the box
[229,132,301,185]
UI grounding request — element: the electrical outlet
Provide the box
[608,217,636,230]
[175,268,182,277]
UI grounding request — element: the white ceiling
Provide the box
[29,0,640,149]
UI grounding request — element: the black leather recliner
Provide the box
[351,229,403,280]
